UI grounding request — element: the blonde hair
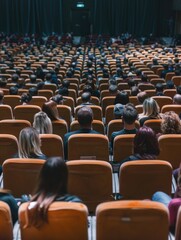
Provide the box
[18,127,43,158]
[142,98,160,118]
[33,111,52,134]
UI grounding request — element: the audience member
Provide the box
[15,127,46,159]
[0,90,4,104]
[33,111,53,134]
[139,98,161,126]
[24,157,81,228]
[20,93,32,104]
[9,86,18,95]
[114,103,124,119]
[160,111,181,134]
[64,106,100,159]
[42,100,60,121]
[114,90,129,105]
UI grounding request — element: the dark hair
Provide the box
[137,91,148,104]
[128,79,136,88]
[62,80,70,88]
[12,74,19,83]
[29,87,38,96]
[9,86,18,95]
[81,92,91,103]
[114,91,129,105]
[58,87,69,96]
[83,85,93,94]
[109,84,118,94]
[131,86,139,96]
[134,126,160,158]
[156,83,164,92]
[20,93,32,104]
[123,104,138,124]
[51,94,63,104]
[30,74,37,83]
[77,106,93,127]
[28,157,68,227]
[166,80,174,89]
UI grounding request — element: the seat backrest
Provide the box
[101,96,115,117]
[163,89,177,98]
[0,201,13,240]
[161,104,181,115]
[43,84,57,93]
[158,134,181,169]
[144,119,162,134]
[0,134,18,165]
[113,134,135,162]
[68,134,109,161]
[152,96,173,110]
[29,96,47,108]
[172,76,181,86]
[52,119,68,139]
[14,105,41,124]
[70,120,105,134]
[3,158,45,197]
[119,160,172,199]
[19,202,88,240]
[39,134,64,158]
[105,105,115,125]
[0,119,31,138]
[38,89,53,99]
[96,200,169,240]
[57,105,72,128]
[4,95,21,109]
[67,160,113,213]
[0,105,13,120]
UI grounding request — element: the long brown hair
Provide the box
[26,157,68,228]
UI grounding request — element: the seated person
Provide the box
[137,91,149,105]
[120,126,159,165]
[14,127,47,160]
[114,103,124,119]
[33,111,53,134]
[155,83,164,96]
[0,90,4,105]
[111,103,138,151]
[9,86,18,95]
[80,92,92,105]
[21,157,81,228]
[64,106,100,159]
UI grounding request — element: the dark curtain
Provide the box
[93,0,173,36]
[0,0,63,34]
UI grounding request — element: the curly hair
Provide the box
[161,111,181,134]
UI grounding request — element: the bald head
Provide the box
[173,94,181,105]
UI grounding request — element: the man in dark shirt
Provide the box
[64,106,100,159]
[111,103,138,150]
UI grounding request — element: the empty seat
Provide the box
[119,160,172,199]
[0,105,13,120]
[3,158,45,197]
[14,105,41,124]
[96,200,169,240]
[68,134,109,161]
[0,201,13,240]
[67,160,113,213]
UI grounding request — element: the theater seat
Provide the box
[19,202,88,240]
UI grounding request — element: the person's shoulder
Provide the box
[56,194,82,203]
[112,130,123,138]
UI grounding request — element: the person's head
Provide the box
[28,157,68,227]
[33,111,53,134]
[20,93,32,104]
[109,85,118,95]
[9,86,18,95]
[137,91,149,104]
[177,85,181,95]
[51,94,64,104]
[131,86,139,96]
[142,98,160,117]
[11,74,19,83]
[0,90,4,102]
[134,126,160,158]
[83,85,93,94]
[81,92,91,103]
[166,80,174,89]
[37,82,45,90]
[77,106,93,128]
[155,83,164,93]
[29,87,38,96]
[173,94,181,105]
[114,103,124,119]
[62,80,70,88]
[128,79,136,88]
[45,73,52,82]
[122,103,138,125]
[114,91,129,105]
[30,74,37,83]
[18,127,43,158]
[141,74,148,83]
[161,111,181,134]
[0,78,7,87]
[42,101,59,121]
